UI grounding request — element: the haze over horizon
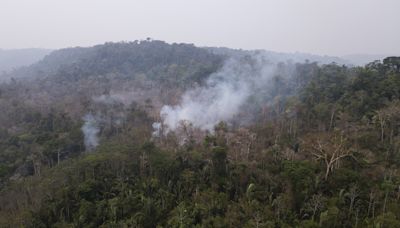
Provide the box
[1,0,399,56]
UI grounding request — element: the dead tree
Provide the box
[309,132,354,180]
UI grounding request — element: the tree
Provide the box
[303,193,326,221]
[306,132,354,180]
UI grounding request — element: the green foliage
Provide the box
[0,44,399,226]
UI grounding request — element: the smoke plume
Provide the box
[81,113,100,151]
[157,54,284,134]
[81,92,133,150]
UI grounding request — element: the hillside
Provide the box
[0,40,399,227]
[0,48,52,74]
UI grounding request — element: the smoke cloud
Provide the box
[157,55,282,133]
[81,113,100,151]
[81,92,133,150]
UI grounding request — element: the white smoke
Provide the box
[81,92,132,151]
[157,55,279,133]
[92,91,137,106]
[81,113,100,151]
[152,122,162,137]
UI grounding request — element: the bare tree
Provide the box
[227,128,256,162]
[308,132,354,180]
[373,100,400,144]
[306,193,326,221]
[345,185,359,215]
[374,109,388,143]
[367,188,378,218]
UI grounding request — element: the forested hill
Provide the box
[2,40,222,84]
[0,40,400,227]
[0,40,224,118]
[37,40,222,79]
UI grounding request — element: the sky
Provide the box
[1,0,399,56]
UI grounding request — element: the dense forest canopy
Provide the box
[0,40,399,227]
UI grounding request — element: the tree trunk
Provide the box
[382,191,389,215]
[329,107,336,131]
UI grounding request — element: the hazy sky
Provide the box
[1,0,399,56]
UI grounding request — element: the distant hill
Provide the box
[3,41,221,81]
[341,54,391,66]
[207,47,353,65]
[0,48,52,73]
